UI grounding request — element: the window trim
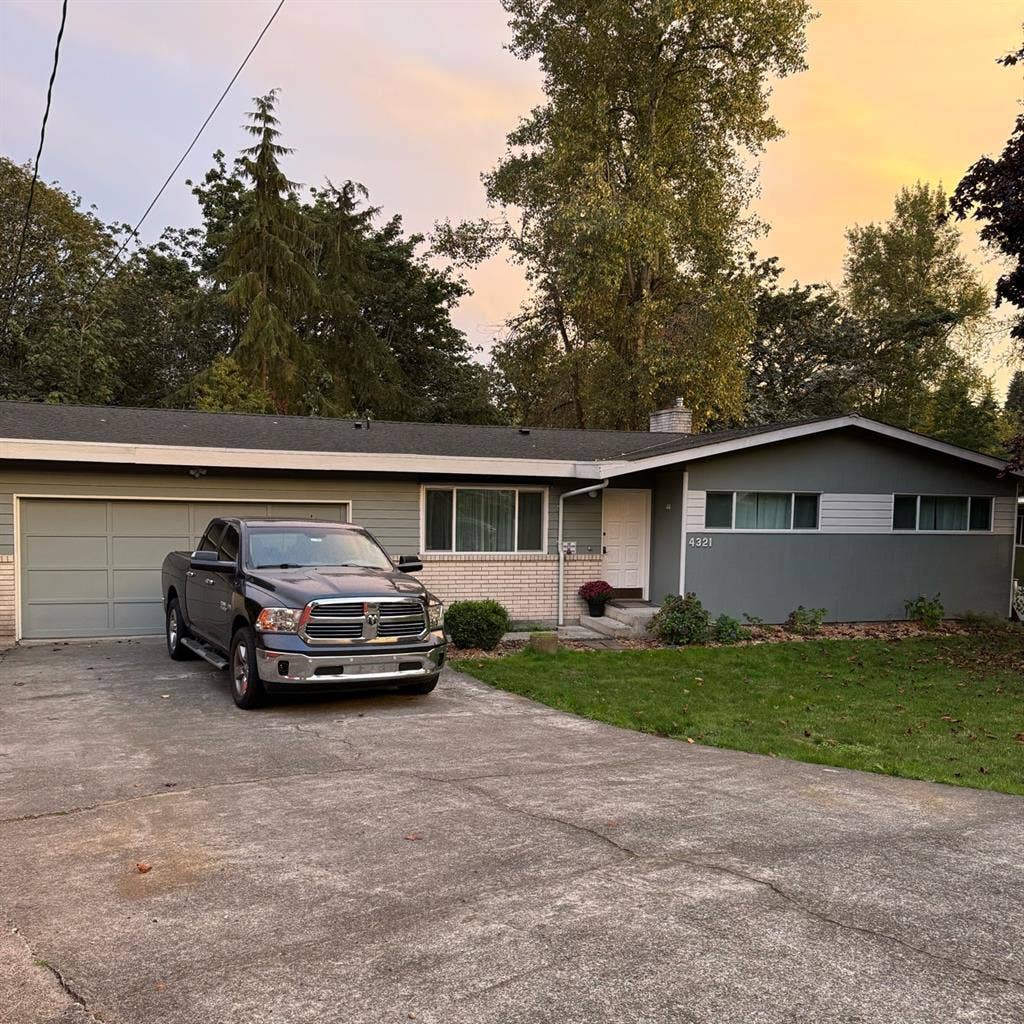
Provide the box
[891,494,994,534]
[1016,507,1024,546]
[703,490,821,533]
[420,484,549,555]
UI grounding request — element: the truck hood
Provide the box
[245,565,430,607]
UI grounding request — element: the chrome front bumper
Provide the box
[255,644,446,685]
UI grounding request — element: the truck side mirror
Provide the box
[397,554,423,573]
[190,550,235,573]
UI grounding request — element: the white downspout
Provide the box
[558,479,609,627]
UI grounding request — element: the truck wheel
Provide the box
[230,626,267,709]
[398,674,439,696]
[166,598,194,661]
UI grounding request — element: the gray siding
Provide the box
[686,534,1015,622]
[679,430,1018,622]
[552,486,603,556]
[686,430,1015,496]
[650,472,683,602]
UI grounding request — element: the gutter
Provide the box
[557,480,608,627]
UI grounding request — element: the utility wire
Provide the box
[92,0,286,286]
[3,0,69,336]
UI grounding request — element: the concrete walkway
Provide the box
[1,639,1022,1023]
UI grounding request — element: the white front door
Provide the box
[602,489,650,595]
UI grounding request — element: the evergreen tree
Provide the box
[1007,370,1024,421]
[217,90,318,411]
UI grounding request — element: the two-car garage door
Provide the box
[19,499,348,639]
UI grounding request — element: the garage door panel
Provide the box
[110,502,189,536]
[112,568,164,601]
[20,497,350,638]
[25,499,108,534]
[24,602,109,636]
[112,601,164,632]
[25,569,109,602]
[112,536,190,568]
[24,535,108,568]
[271,504,347,521]
[189,503,270,537]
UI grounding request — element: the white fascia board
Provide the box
[0,437,583,479]
[594,417,1020,478]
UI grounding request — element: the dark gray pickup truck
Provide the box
[161,518,446,708]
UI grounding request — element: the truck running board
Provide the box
[181,637,229,670]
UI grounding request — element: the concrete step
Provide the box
[604,601,658,635]
[580,614,633,639]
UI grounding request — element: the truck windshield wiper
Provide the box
[253,562,305,569]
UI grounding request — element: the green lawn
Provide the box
[453,622,1024,796]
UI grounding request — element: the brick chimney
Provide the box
[649,397,693,433]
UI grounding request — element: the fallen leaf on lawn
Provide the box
[136,862,152,873]
[605,820,620,827]
[154,981,166,992]
[403,834,423,842]
[685,737,695,744]
[1014,733,1024,744]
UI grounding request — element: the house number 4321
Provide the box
[688,536,713,548]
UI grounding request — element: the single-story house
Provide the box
[0,399,1019,641]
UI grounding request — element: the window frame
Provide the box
[1016,507,1024,546]
[891,494,995,534]
[420,484,549,555]
[702,490,821,533]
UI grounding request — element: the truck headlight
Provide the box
[255,608,304,633]
[427,599,444,630]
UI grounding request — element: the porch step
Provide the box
[580,615,633,639]
[604,600,658,636]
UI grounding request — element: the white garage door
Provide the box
[19,499,348,639]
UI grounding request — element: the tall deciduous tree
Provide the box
[949,43,1024,354]
[841,183,991,429]
[440,0,811,429]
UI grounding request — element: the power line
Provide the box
[3,0,69,333]
[93,0,287,285]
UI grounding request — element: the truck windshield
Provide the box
[246,527,393,570]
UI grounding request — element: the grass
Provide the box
[453,619,1024,796]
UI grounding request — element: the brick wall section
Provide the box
[419,553,604,624]
[0,555,14,643]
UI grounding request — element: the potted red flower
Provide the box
[578,580,614,617]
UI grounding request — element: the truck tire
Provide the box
[166,597,195,661]
[398,674,439,696]
[229,625,268,709]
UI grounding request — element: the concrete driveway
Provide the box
[1,640,1022,1024]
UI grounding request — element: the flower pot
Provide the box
[586,599,607,617]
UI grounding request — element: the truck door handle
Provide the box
[204,577,215,586]
[186,570,195,578]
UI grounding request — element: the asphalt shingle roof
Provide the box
[0,400,813,463]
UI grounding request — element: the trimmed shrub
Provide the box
[650,593,710,646]
[905,593,943,630]
[713,613,751,644]
[785,605,827,635]
[446,599,510,650]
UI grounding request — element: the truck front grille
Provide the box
[301,598,427,644]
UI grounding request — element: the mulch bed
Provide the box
[449,620,969,660]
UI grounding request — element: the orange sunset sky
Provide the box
[2,0,1022,393]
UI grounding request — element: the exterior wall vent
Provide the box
[649,398,693,433]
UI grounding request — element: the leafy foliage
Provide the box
[712,613,751,644]
[445,599,511,650]
[784,605,827,635]
[650,592,711,646]
[905,594,944,630]
[440,0,812,429]
[0,93,499,424]
[949,44,1024,354]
